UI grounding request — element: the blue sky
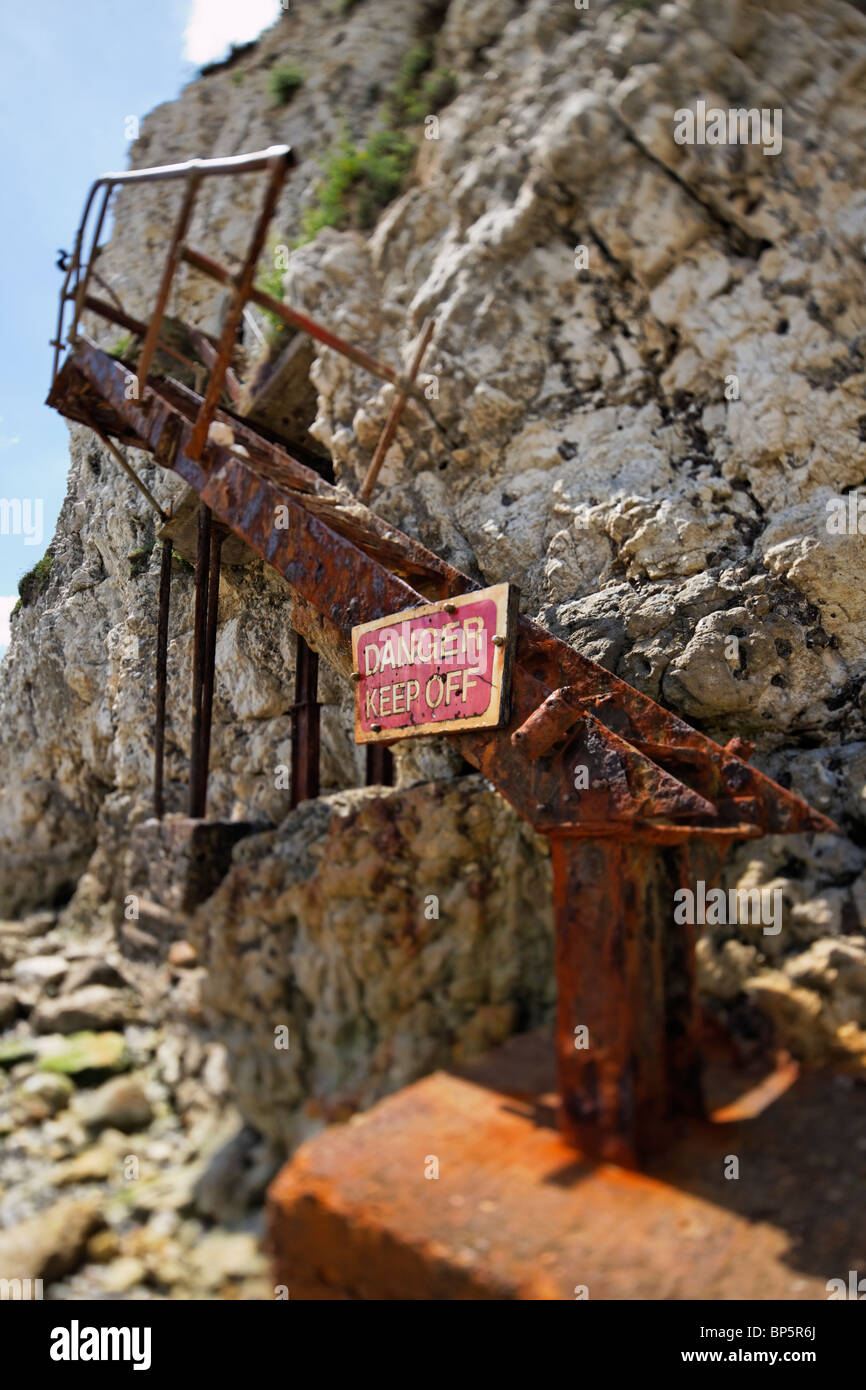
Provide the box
[0,0,281,656]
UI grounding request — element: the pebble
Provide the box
[11,955,68,989]
[100,1255,147,1293]
[76,1077,154,1135]
[168,941,198,969]
[38,1030,130,1078]
[33,986,136,1035]
[17,1072,74,1114]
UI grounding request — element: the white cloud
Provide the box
[0,595,15,654]
[0,415,20,450]
[184,0,282,66]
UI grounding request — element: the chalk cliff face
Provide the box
[2,0,866,1118]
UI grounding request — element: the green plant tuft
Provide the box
[298,38,455,244]
[253,240,290,345]
[300,128,416,241]
[269,62,306,105]
[128,542,154,579]
[171,550,194,575]
[382,42,456,126]
[17,554,52,609]
[108,333,136,361]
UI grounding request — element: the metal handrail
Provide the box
[50,142,434,485]
[51,146,294,393]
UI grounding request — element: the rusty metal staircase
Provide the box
[46,147,836,1169]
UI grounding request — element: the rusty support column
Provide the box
[153,537,173,819]
[669,835,733,1115]
[187,150,291,462]
[188,503,211,818]
[197,524,225,818]
[549,834,711,1168]
[365,745,394,787]
[291,635,320,808]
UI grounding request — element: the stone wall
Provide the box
[189,778,554,1144]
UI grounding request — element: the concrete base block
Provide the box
[128,816,264,914]
[267,1031,866,1300]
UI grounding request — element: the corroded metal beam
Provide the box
[48,343,835,842]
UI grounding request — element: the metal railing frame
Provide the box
[50,143,431,468]
[49,145,434,822]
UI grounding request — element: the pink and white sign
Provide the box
[352,583,516,743]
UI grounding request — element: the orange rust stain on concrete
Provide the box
[266,1032,866,1301]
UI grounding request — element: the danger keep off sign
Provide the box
[352,583,517,744]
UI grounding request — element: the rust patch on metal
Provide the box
[511,687,584,757]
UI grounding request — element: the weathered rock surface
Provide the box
[75,1076,154,1134]
[0,1197,103,1283]
[32,985,137,1035]
[191,777,554,1144]
[0,919,280,1299]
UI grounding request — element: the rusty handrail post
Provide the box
[197,524,225,818]
[136,173,203,391]
[188,503,212,817]
[70,182,114,348]
[359,318,434,503]
[153,537,174,818]
[290,635,320,808]
[186,150,293,462]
